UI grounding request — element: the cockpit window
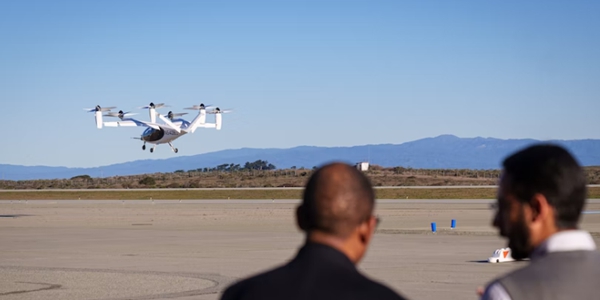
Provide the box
[141,127,164,142]
[143,128,155,137]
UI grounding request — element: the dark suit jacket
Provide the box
[220,242,408,300]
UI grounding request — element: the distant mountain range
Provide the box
[2,135,600,180]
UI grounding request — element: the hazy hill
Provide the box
[2,135,600,180]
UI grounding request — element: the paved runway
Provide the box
[2,185,598,192]
[1,200,599,300]
[2,199,500,204]
[2,199,600,204]
[0,186,501,192]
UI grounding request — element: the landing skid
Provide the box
[168,142,179,153]
[142,142,178,154]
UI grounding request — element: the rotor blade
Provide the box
[153,103,170,109]
[184,104,214,110]
[85,106,116,112]
[138,103,170,109]
[93,106,116,112]
[207,108,233,114]
[105,112,138,117]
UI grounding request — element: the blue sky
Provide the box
[1,0,599,168]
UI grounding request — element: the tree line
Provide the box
[2,162,600,190]
[174,160,277,173]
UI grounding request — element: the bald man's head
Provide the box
[298,162,375,239]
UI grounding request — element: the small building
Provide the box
[356,162,369,171]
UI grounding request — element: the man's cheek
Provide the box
[499,213,512,236]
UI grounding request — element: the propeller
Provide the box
[184,103,215,110]
[206,107,233,114]
[104,110,138,119]
[84,105,116,112]
[167,111,188,120]
[138,102,169,109]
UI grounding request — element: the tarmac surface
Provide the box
[0,185,598,192]
[1,199,599,300]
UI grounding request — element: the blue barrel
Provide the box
[431,222,437,232]
[451,219,456,229]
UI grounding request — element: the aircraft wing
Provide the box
[170,119,190,128]
[157,113,182,133]
[103,119,161,130]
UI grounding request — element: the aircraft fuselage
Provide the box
[141,127,187,144]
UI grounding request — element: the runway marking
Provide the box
[0,214,27,218]
[0,266,237,299]
[0,281,62,296]
[583,210,600,214]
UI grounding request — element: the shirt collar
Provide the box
[531,229,597,259]
[296,241,357,271]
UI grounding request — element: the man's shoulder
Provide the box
[481,228,600,299]
[503,250,600,277]
[221,265,289,299]
[481,281,511,300]
[220,263,408,300]
[480,259,539,299]
[359,276,408,299]
[490,257,550,286]
[483,250,600,299]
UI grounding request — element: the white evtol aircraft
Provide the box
[84,102,231,153]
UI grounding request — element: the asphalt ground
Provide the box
[1,200,599,300]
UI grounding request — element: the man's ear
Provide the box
[357,217,375,245]
[529,193,550,222]
[296,205,308,231]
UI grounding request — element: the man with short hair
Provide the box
[220,162,407,300]
[480,144,600,300]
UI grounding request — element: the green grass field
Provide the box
[2,187,599,200]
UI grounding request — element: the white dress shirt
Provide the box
[480,229,597,300]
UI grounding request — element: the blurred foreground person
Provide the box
[220,162,407,300]
[480,144,600,300]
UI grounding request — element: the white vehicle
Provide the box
[85,103,231,153]
[488,247,515,263]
